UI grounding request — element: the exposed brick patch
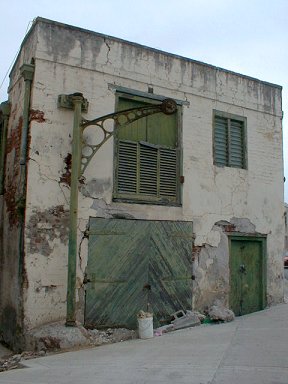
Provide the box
[215,220,236,233]
[60,153,72,186]
[60,153,85,186]
[6,117,22,155]
[223,223,236,232]
[192,245,204,262]
[4,118,23,226]
[30,110,46,123]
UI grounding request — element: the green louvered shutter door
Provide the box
[214,116,228,166]
[230,119,244,168]
[115,95,179,204]
[118,141,138,194]
[139,144,158,196]
[117,142,177,201]
[160,148,177,198]
[139,144,177,200]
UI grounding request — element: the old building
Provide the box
[0,17,285,349]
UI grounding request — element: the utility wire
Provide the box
[0,19,35,93]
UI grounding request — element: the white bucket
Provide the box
[138,316,153,339]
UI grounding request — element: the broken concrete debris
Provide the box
[154,310,203,336]
[153,306,235,336]
[0,354,21,372]
[171,310,201,330]
[0,351,46,372]
[25,321,136,352]
[207,304,235,322]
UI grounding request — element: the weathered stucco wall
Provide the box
[0,74,28,347]
[6,18,283,331]
[0,29,38,348]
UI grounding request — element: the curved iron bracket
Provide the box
[58,93,177,326]
[80,98,177,176]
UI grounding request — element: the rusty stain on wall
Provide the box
[27,205,69,256]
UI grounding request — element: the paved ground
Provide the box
[0,303,288,384]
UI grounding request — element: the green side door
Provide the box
[230,237,266,316]
[85,218,193,329]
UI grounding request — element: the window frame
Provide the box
[113,91,182,206]
[213,110,247,169]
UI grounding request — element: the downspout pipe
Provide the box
[19,64,34,169]
[18,64,34,343]
[0,101,10,195]
[66,93,84,326]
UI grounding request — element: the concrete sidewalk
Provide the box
[0,304,288,384]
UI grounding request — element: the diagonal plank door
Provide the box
[149,221,193,327]
[85,218,149,328]
[85,218,193,329]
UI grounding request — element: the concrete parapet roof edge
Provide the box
[11,16,282,91]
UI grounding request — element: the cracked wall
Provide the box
[6,18,284,332]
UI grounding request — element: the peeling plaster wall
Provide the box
[9,18,284,331]
[0,34,37,347]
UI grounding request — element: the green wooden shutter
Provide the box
[160,148,177,197]
[230,119,244,168]
[115,94,179,204]
[214,113,245,169]
[117,98,147,142]
[139,143,158,196]
[147,112,177,147]
[214,116,228,166]
[117,141,177,201]
[118,141,138,194]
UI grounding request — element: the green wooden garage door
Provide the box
[85,219,193,329]
[229,236,266,316]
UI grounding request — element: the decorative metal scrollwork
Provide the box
[79,99,177,175]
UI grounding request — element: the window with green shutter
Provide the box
[213,111,247,169]
[113,94,180,205]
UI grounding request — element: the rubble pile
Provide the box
[0,351,45,372]
[208,305,235,322]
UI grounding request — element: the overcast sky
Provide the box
[1,0,287,200]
